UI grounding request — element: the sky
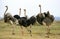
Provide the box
[0,0,60,18]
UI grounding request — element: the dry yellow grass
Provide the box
[0,21,60,39]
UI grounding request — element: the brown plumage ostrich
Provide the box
[36,5,54,38]
[42,11,54,38]
[36,4,45,25]
[4,6,16,35]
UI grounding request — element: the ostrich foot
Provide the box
[30,34,32,37]
[12,33,15,35]
[45,33,50,38]
[45,35,49,38]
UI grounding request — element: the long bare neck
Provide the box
[24,9,26,17]
[4,6,8,15]
[39,5,41,13]
[19,8,21,16]
[40,6,41,13]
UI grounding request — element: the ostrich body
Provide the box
[36,5,54,38]
[18,16,36,36]
[18,16,36,27]
[36,13,45,25]
[36,5,45,25]
[43,11,54,25]
[42,11,54,38]
[4,6,17,35]
[17,8,36,36]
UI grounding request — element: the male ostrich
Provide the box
[13,8,28,35]
[4,6,16,35]
[18,9,36,36]
[18,15,36,36]
[36,5,54,38]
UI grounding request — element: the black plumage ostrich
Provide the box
[18,9,36,36]
[18,9,28,36]
[4,6,16,35]
[18,16,36,36]
[36,5,54,38]
[13,8,28,35]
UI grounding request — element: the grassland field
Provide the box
[0,20,60,39]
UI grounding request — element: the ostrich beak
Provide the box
[19,8,21,10]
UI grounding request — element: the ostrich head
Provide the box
[5,6,8,11]
[4,6,8,15]
[39,4,41,13]
[39,4,41,7]
[5,6,8,8]
[24,9,26,17]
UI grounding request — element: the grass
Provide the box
[0,21,60,39]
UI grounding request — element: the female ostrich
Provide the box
[36,5,45,25]
[36,5,54,38]
[4,6,16,35]
[42,11,54,38]
[4,6,12,23]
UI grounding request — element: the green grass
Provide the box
[0,21,60,39]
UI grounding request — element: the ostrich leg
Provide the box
[12,25,15,35]
[26,25,32,36]
[46,25,50,38]
[9,20,15,35]
[20,26,24,36]
[29,25,32,36]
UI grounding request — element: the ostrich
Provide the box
[4,6,16,35]
[18,15,36,36]
[13,8,28,35]
[18,8,36,36]
[42,11,54,38]
[19,9,28,35]
[36,5,45,25]
[4,6,12,23]
[36,5,54,38]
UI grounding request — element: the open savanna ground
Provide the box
[0,20,60,39]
